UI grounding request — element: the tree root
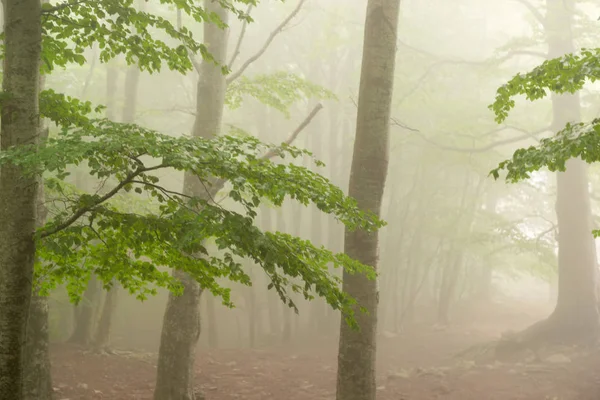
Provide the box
[454,313,598,363]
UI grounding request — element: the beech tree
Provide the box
[336,1,401,400]
[490,0,600,345]
[0,1,383,399]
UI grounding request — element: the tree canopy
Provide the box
[490,47,600,185]
[0,0,385,328]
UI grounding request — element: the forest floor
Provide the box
[51,300,600,400]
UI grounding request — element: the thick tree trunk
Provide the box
[335,1,400,400]
[496,0,599,356]
[204,295,218,348]
[546,0,599,339]
[22,69,53,400]
[154,2,228,399]
[22,295,52,400]
[0,1,42,398]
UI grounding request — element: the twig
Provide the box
[177,9,202,74]
[512,0,546,28]
[393,122,551,153]
[213,103,324,203]
[261,103,323,160]
[41,0,92,14]
[228,4,254,68]
[227,0,306,84]
[40,163,167,238]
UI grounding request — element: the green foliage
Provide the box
[0,120,383,327]
[226,71,337,117]
[32,0,256,74]
[0,0,383,329]
[489,48,600,182]
[40,89,105,128]
[490,48,600,124]
[490,119,600,182]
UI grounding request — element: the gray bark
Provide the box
[22,69,53,400]
[0,1,42,398]
[335,1,400,400]
[68,276,99,346]
[544,0,599,339]
[153,2,229,399]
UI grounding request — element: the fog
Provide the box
[22,0,600,399]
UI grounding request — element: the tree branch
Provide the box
[228,4,254,68]
[41,0,92,14]
[40,163,167,238]
[212,103,324,202]
[226,0,306,84]
[261,103,323,160]
[177,8,202,74]
[512,0,546,28]
[394,123,552,153]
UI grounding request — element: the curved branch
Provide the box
[261,103,323,160]
[512,0,546,28]
[40,163,167,238]
[228,4,254,68]
[395,123,552,153]
[214,103,324,204]
[226,0,306,84]
[177,9,202,74]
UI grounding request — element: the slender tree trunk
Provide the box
[275,208,292,344]
[68,276,99,346]
[0,1,42,397]
[93,64,140,352]
[335,1,400,400]
[105,63,118,121]
[154,2,228,399]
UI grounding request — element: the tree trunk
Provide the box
[275,208,293,344]
[105,63,119,121]
[204,295,218,348]
[92,286,118,352]
[0,1,42,397]
[335,2,400,400]
[153,2,228,399]
[546,0,599,339]
[93,64,140,352]
[69,276,100,346]
[22,295,52,400]
[22,66,53,400]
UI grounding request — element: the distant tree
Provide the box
[490,0,600,346]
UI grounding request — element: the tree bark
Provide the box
[335,1,400,400]
[545,0,599,339]
[22,66,53,400]
[68,276,100,346]
[0,1,42,398]
[153,2,228,399]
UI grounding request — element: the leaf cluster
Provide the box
[489,48,600,182]
[490,48,600,124]
[226,71,337,117]
[1,119,383,327]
